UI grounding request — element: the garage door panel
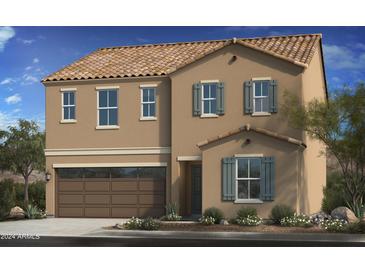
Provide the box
[59,207,83,217]
[139,207,165,218]
[111,181,138,191]
[84,207,110,217]
[58,194,84,204]
[84,195,110,204]
[112,194,138,205]
[58,181,83,192]
[84,181,110,192]
[139,180,164,191]
[111,207,138,218]
[139,194,164,205]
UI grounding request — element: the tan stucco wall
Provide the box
[45,154,170,216]
[201,131,301,219]
[170,44,304,212]
[300,48,327,214]
[45,77,171,149]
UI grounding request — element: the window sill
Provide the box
[251,112,271,117]
[234,199,264,204]
[95,125,120,130]
[200,114,219,118]
[60,119,77,124]
[140,117,157,121]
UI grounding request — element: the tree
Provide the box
[0,119,45,206]
[282,84,365,217]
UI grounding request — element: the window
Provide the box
[62,92,76,120]
[253,80,269,113]
[98,89,118,126]
[236,158,261,200]
[201,83,217,115]
[141,87,156,119]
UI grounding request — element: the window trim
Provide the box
[252,80,270,114]
[96,89,119,128]
[61,91,76,122]
[235,157,263,203]
[201,82,218,117]
[140,86,157,120]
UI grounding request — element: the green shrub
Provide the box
[320,219,347,232]
[270,204,295,224]
[199,216,215,225]
[141,217,160,230]
[14,183,24,208]
[123,217,142,230]
[203,207,224,224]
[345,221,365,234]
[0,179,16,220]
[236,207,257,218]
[322,172,346,214]
[28,181,46,210]
[280,214,313,227]
[236,215,262,226]
[161,202,182,221]
[24,204,45,219]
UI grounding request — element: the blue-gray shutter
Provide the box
[222,157,235,201]
[193,83,202,116]
[244,81,253,114]
[216,82,225,115]
[269,80,278,113]
[260,157,275,201]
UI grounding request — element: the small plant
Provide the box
[320,219,347,232]
[280,213,313,227]
[141,217,160,230]
[203,207,224,224]
[236,215,262,226]
[199,216,215,225]
[161,202,182,221]
[270,204,295,224]
[345,221,365,234]
[123,217,143,230]
[24,204,45,219]
[236,207,257,218]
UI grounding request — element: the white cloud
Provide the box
[13,108,21,113]
[25,66,32,71]
[353,42,365,50]
[332,76,341,83]
[323,44,365,70]
[17,38,35,45]
[0,26,15,52]
[0,111,18,130]
[0,77,15,85]
[21,73,38,85]
[5,93,22,104]
[33,57,39,64]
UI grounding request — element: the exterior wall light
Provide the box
[45,171,51,182]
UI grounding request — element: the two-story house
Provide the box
[42,34,327,218]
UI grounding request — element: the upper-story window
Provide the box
[97,89,118,126]
[62,91,76,121]
[140,87,156,120]
[253,80,269,113]
[202,83,217,115]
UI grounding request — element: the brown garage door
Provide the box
[56,167,166,218]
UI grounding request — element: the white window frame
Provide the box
[96,89,119,129]
[201,82,218,117]
[253,80,270,115]
[61,91,76,123]
[140,87,157,120]
[235,157,263,203]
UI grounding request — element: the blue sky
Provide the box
[1,26,365,130]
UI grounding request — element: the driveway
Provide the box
[0,218,124,237]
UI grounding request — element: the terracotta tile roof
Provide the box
[42,33,322,82]
[197,124,307,148]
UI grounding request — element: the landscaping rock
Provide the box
[8,206,25,219]
[331,207,358,223]
[220,219,229,225]
[309,211,331,224]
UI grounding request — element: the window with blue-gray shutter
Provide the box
[260,157,275,201]
[193,82,225,116]
[222,157,235,201]
[244,80,278,114]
